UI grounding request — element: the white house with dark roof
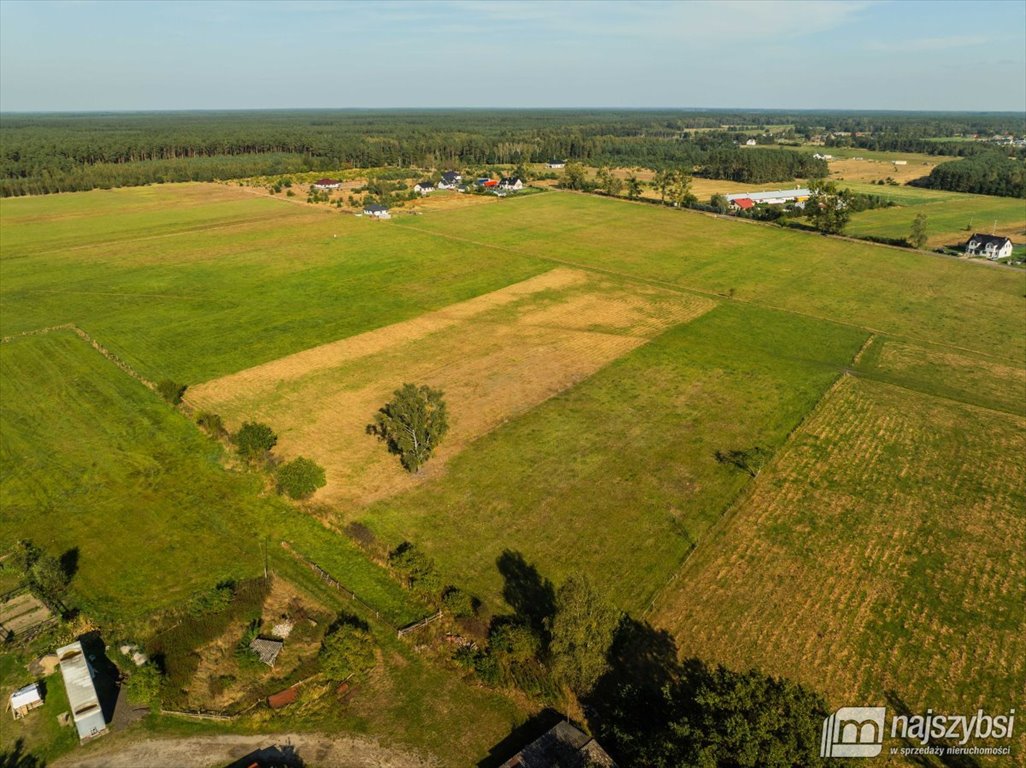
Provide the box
[56,642,107,743]
[498,176,524,191]
[437,171,462,189]
[965,234,1013,260]
[363,204,390,219]
[414,180,435,195]
[545,160,566,169]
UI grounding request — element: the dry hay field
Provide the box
[651,375,1025,730]
[829,156,938,184]
[189,267,715,506]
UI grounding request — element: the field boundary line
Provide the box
[2,322,156,391]
[843,370,1026,420]
[642,367,861,619]
[399,220,1024,367]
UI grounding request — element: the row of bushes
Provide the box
[156,379,326,500]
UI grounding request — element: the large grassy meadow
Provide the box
[0,184,547,383]
[2,182,1024,763]
[394,192,1026,362]
[363,302,867,612]
[0,331,419,628]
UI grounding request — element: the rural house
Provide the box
[964,233,1013,260]
[363,204,391,219]
[437,171,462,189]
[546,160,566,169]
[313,178,342,190]
[498,176,524,191]
[56,642,107,743]
[499,721,616,768]
[744,138,757,146]
[8,682,43,719]
[414,180,435,195]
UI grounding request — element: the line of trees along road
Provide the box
[5,109,1022,197]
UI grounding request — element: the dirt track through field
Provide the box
[51,732,435,768]
[189,268,715,506]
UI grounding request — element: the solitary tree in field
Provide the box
[367,384,449,473]
[14,540,70,611]
[549,576,620,697]
[806,181,853,235]
[908,212,928,249]
[233,421,277,460]
[710,193,730,213]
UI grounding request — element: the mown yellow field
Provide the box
[189,268,715,506]
[651,375,1025,731]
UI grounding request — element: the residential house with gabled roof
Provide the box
[313,178,342,190]
[498,177,524,191]
[437,171,462,189]
[965,233,1013,260]
[414,180,435,195]
[363,204,391,219]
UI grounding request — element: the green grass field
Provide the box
[0,331,419,628]
[2,182,1024,765]
[363,303,867,612]
[0,184,547,383]
[846,192,1025,247]
[394,192,1026,362]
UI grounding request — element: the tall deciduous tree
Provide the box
[908,212,928,249]
[626,174,643,200]
[367,383,449,473]
[549,576,620,696]
[806,180,853,235]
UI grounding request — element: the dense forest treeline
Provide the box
[2,109,1023,196]
[910,152,1026,197]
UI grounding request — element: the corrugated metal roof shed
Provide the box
[56,642,107,742]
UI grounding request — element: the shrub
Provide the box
[388,542,441,599]
[157,379,186,405]
[195,411,225,436]
[233,422,277,460]
[275,457,326,499]
[124,662,163,708]
[442,586,476,618]
[320,615,376,681]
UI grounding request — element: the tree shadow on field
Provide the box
[496,550,555,640]
[0,739,45,768]
[885,690,982,768]
[585,616,687,752]
[225,741,305,768]
[59,547,79,584]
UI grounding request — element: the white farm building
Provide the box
[57,642,107,743]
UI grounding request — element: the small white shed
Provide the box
[9,683,43,719]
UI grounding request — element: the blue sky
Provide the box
[1,0,1024,112]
